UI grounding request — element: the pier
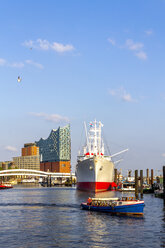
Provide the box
[115,167,164,199]
[0,169,75,187]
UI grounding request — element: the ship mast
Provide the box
[85,120,104,157]
[84,122,89,150]
[94,119,97,155]
[77,120,128,164]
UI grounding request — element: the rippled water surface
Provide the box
[0,185,165,248]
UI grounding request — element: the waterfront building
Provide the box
[35,125,71,173]
[13,156,40,170]
[22,143,39,156]
[0,161,13,170]
[13,143,40,170]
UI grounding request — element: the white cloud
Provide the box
[125,39,144,51]
[0,58,24,68]
[30,112,69,123]
[0,58,6,66]
[108,38,116,46]
[23,40,34,48]
[135,51,147,60]
[108,37,147,60]
[51,42,74,52]
[0,57,44,69]
[45,114,69,122]
[125,39,147,60]
[23,39,75,53]
[145,29,153,36]
[37,39,50,50]
[109,87,136,102]
[9,62,24,68]
[122,93,134,102]
[5,146,17,152]
[25,60,44,69]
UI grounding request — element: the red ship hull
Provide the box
[77,182,117,192]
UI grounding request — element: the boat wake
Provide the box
[0,202,79,208]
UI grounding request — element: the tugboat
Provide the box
[81,197,145,215]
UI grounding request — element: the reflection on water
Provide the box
[160,199,165,247]
[0,186,164,248]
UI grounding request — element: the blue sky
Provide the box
[1,0,165,175]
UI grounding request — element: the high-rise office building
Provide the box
[13,156,40,170]
[22,143,39,156]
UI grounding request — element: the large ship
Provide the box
[76,120,127,192]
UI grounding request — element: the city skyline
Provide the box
[1,1,165,172]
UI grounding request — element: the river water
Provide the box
[0,185,165,248]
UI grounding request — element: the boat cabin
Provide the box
[87,197,137,207]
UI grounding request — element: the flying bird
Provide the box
[17,76,21,83]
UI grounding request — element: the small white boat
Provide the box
[22,178,36,183]
[119,182,135,192]
[155,188,164,197]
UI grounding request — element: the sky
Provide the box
[0,0,165,175]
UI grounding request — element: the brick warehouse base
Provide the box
[40,161,71,173]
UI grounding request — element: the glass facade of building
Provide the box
[35,125,71,162]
